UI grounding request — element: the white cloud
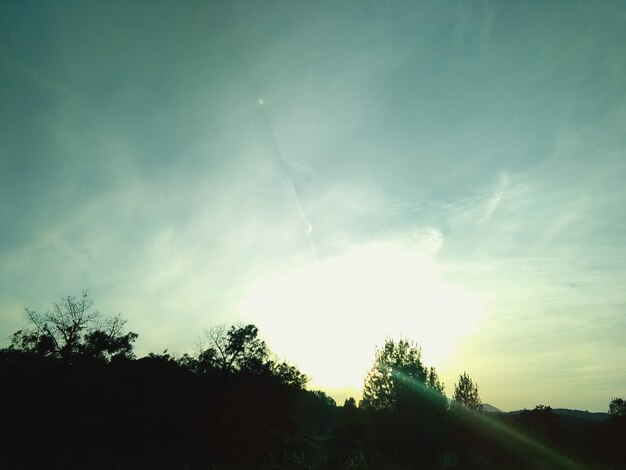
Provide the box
[482,172,509,223]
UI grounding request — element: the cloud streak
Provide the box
[257,102,319,261]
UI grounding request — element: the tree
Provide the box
[312,390,337,408]
[196,324,269,373]
[517,405,559,442]
[452,372,483,412]
[195,323,308,387]
[344,397,357,409]
[9,290,137,361]
[268,359,308,388]
[609,397,626,416]
[361,338,445,412]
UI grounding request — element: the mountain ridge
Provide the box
[485,405,611,422]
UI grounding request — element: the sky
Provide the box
[1,1,625,412]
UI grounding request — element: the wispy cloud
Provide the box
[482,172,509,223]
[1,46,80,100]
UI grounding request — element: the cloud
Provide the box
[0,47,80,100]
[482,172,509,223]
[0,147,317,353]
[436,153,626,410]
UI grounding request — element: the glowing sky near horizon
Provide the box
[1,1,625,411]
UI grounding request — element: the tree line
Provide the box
[0,291,624,469]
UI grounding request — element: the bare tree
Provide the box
[196,324,269,372]
[194,324,308,387]
[25,290,99,356]
[12,290,137,361]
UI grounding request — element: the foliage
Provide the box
[312,390,337,407]
[194,323,308,388]
[518,404,556,419]
[344,397,357,409]
[2,292,626,468]
[269,358,309,388]
[513,404,560,450]
[453,372,483,411]
[608,397,626,416]
[9,290,137,361]
[361,338,444,412]
[359,340,449,465]
[196,324,269,373]
[609,398,626,416]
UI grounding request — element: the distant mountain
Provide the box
[505,407,610,422]
[482,403,503,413]
[552,408,610,422]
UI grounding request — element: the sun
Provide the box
[241,239,483,398]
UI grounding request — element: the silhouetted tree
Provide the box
[344,397,357,409]
[196,324,268,373]
[191,325,309,464]
[361,338,444,411]
[311,390,337,407]
[195,323,308,387]
[269,359,308,388]
[360,338,448,465]
[453,372,483,411]
[516,404,559,446]
[9,290,137,361]
[605,397,626,465]
[609,397,626,416]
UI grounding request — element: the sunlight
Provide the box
[241,237,483,395]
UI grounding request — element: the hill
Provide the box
[552,408,610,422]
[482,403,503,413]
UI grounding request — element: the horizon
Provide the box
[2,1,625,414]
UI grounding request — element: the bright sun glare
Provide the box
[242,237,483,398]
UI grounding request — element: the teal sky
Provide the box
[1,1,625,411]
